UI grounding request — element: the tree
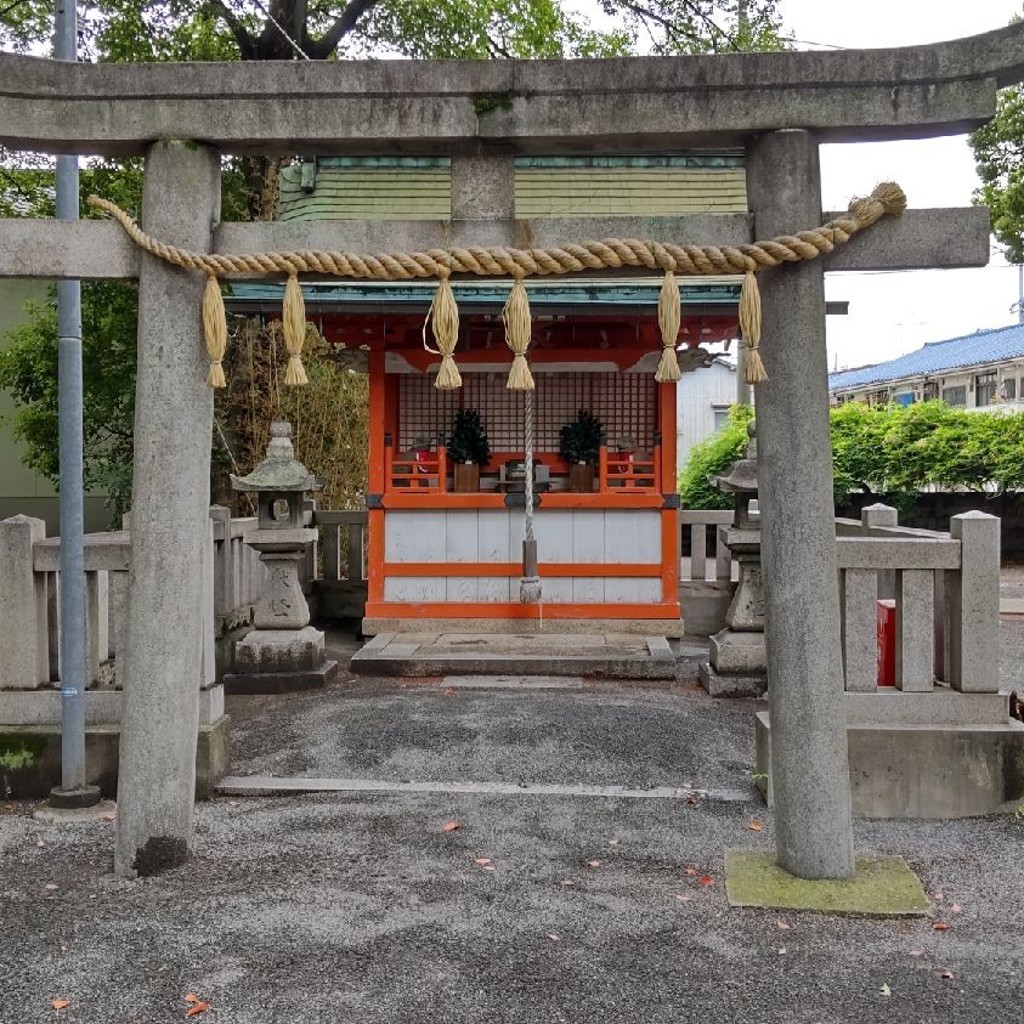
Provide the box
[972,85,1024,263]
[970,8,1024,261]
[0,0,783,521]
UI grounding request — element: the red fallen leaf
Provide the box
[937,970,954,980]
[442,821,460,833]
[684,867,698,877]
[697,875,715,887]
[51,999,69,1011]
[474,857,492,867]
[443,687,456,697]
[186,1000,212,1018]
[951,903,962,914]
[586,860,602,868]
[776,920,791,930]
[932,921,950,932]
[685,793,701,805]
[184,995,199,1005]
[748,820,764,832]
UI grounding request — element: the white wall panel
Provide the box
[604,511,661,563]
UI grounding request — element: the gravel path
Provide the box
[3,676,1023,1023]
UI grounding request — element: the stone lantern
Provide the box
[699,419,767,697]
[223,421,337,693]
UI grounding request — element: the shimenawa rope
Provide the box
[88,182,905,389]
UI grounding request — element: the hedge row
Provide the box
[678,401,1024,510]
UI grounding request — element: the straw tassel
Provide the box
[282,272,308,385]
[655,269,682,383]
[503,273,534,390]
[202,273,228,388]
[430,272,462,390]
[739,270,767,385]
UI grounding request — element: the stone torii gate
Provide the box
[1,25,1018,879]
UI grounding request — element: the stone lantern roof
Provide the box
[230,421,323,494]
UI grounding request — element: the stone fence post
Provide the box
[0,515,48,689]
[946,511,1000,693]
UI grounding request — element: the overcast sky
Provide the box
[774,1,1024,370]
[578,1,1024,370]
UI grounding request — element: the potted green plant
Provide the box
[559,409,605,492]
[447,408,491,492]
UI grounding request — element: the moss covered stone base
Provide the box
[724,849,931,916]
[0,717,230,801]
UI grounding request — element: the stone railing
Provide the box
[0,507,266,694]
[834,505,999,694]
[314,510,368,619]
[681,500,1001,693]
[677,508,737,636]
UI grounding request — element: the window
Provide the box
[942,385,966,407]
[976,372,998,407]
[922,381,940,401]
[1002,377,1017,402]
[712,406,730,432]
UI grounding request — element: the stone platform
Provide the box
[351,631,680,680]
[755,693,1024,818]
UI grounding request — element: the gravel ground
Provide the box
[3,673,1024,1024]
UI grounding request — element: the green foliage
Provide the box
[599,0,785,55]
[971,83,1024,263]
[559,409,606,465]
[678,401,1024,509]
[0,734,46,770]
[367,0,631,58]
[447,408,491,466]
[0,282,139,521]
[677,404,753,508]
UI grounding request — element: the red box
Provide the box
[876,599,896,686]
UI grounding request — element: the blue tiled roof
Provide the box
[829,323,1024,392]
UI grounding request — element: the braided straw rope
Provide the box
[88,182,904,388]
[86,182,906,282]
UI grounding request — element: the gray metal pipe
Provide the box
[51,0,95,805]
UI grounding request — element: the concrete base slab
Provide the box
[351,631,678,679]
[709,628,766,674]
[0,716,231,801]
[440,675,586,690]
[699,661,768,698]
[216,774,751,802]
[679,580,736,638]
[0,685,225,728]
[724,850,931,916]
[755,711,1024,818]
[222,660,338,695]
[361,616,685,639]
[33,799,117,824]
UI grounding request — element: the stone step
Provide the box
[351,631,679,679]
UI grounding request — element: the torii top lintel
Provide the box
[3,23,1024,158]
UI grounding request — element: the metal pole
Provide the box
[50,0,98,807]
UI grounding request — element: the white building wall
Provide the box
[675,359,737,474]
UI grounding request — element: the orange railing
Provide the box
[386,442,447,492]
[598,444,659,492]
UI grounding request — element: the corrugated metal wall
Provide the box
[676,360,736,474]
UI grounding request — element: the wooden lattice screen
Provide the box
[396,372,657,453]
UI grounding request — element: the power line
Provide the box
[246,0,312,60]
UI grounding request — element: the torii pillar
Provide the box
[746,130,856,879]
[114,141,220,877]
